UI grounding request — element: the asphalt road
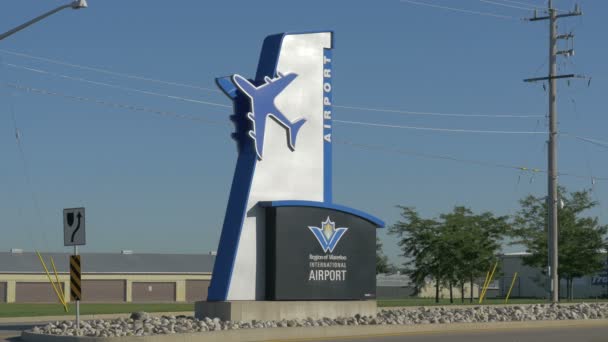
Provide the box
[314,325,608,342]
[0,322,38,341]
[2,322,608,341]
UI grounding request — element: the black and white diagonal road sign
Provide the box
[70,255,82,301]
[63,208,86,246]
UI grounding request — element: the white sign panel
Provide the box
[63,207,86,246]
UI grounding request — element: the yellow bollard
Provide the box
[36,251,69,312]
[479,269,491,304]
[505,272,518,304]
[480,262,498,304]
[50,257,67,305]
[482,271,490,293]
[481,262,498,303]
[478,271,490,304]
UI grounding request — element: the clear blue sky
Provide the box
[1,0,606,265]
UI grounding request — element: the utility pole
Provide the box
[604,249,608,299]
[524,0,583,303]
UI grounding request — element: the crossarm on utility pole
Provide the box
[524,74,584,83]
[528,12,582,21]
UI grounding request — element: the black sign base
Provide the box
[265,205,377,301]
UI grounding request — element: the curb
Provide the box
[20,318,608,342]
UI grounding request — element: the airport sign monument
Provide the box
[195,31,384,321]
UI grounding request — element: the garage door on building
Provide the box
[16,282,64,303]
[186,280,210,302]
[0,282,6,303]
[132,282,175,302]
[81,280,125,303]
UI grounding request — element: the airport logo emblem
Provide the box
[231,72,307,160]
[308,217,348,253]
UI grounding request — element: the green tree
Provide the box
[389,206,443,302]
[439,207,509,303]
[390,206,508,303]
[376,237,393,274]
[512,188,608,300]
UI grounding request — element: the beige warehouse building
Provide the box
[0,250,214,303]
[5,250,603,303]
[485,252,608,299]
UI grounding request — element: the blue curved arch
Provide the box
[258,201,385,228]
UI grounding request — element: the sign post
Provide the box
[69,254,81,332]
[63,207,85,335]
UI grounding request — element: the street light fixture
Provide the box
[0,0,87,41]
[72,0,88,9]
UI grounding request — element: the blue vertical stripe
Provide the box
[323,48,333,203]
[207,34,286,301]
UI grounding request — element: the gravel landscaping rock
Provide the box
[129,311,150,321]
[30,303,608,337]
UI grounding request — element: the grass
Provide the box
[377,298,608,307]
[0,303,194,318]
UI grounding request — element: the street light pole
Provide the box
[0,0,87,41]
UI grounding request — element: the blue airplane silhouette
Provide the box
[232,73,306,159]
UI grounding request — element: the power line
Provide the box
[497,0,566,12]
[5,81,606,182]
[579,133,605,221]
[564,134,608,150]
[334,104,543,119]
[0,55,43,251]
[4,81,544,134]
[337,138,530,170]
[4,51,546,120]
[5,81,548,135]
[0,49,221,93]
[479,0,537,11]
[496,0,541,8]
[9,82,598,140]
[4,63,231,108]
[336,139,608,181]
[3,83,229,126]
[8,98,49,249]
[334,119,546,135]
[400,0,518,20]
